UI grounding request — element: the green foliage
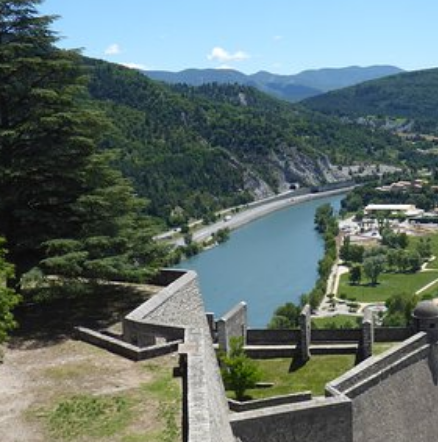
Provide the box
[340,236,365,263]
[363,255,386,285]
[383,292,419,327]
[416,237,432,259]
[0,238,20,343]
[82,57,412,222]
[0,2,165,289]
[213,228,230,244]
[381,228,409,249]
[46,394,133,440]
[304,68,438,135]
[349,265,362,285]
[268,302,301,329]
[220,337,261,401]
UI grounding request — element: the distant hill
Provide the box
[144,65,404,103]
[303,67,438,133]
[84,58,408,222]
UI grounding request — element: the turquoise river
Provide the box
[177,193,344,327]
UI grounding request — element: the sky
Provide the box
[38,0,438,75]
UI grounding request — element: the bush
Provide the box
[220,337,261,401]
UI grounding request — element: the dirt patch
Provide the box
[0,339,181,442]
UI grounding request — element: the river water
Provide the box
[176,193,344,327]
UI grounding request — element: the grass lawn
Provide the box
[373,342,398,356]
[227,355,356,400]
[312,314,361,329]
[338,271,438,303]
[423,233,438,270]
[408,232,438,270]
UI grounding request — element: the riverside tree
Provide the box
[0,1,165,292]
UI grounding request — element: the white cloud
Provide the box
[121,62,147,70]
[104,43,121,55]
[207,46,250,63]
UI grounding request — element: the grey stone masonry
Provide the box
[358,309,374,362]
[120,269,235,442]
[230,396,352,442]
[299,304,311,362]
[217,301,247,354]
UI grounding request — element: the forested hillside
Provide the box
[303,68,438,134]
[85,58,408,222]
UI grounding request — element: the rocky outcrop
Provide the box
[240,145,350,198]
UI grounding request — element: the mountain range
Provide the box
[143,65,404,103]
[303,67,438,133]
[84,58,408,222]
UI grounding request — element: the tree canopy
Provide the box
[0,0,165,291]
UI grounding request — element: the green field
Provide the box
[227,355,356,400]
[373,342,399,355]
[338,271,438,303]
[312,314,361,329]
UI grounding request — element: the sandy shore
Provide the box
[174,186,354,246]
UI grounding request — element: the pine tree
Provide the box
[0,237,20,344]
[0,0,165,290]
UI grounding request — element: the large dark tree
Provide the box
[0,0,165,289]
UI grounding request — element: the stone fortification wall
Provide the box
[228,392,312,412]
[180,327,235,442]
[246,327,410,346]
[75,327,181,361]
[217,301,247,353]
[327,332,438,442]
[123,269,205,346]
[123,269,235,442]
[311,329,362,342]
[230,396,352,442]
[246,329,300,345]
[374,327,412,342]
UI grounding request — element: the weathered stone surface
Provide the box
[217,302,247,353]
[230,396,352,442]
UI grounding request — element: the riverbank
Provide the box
[157,186,354,247]
[186,186,354,246]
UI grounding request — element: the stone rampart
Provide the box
[326,331,438,442]
[230,396,352,442]
[123,269,206,345]
[374,326,412,342]
[311,329,362,342]
[299,304,311,362]
[75,326,181,361]
[246,329,300,345]
[327,332,428,396]
[357,309,373,362]
[217,301,247,353]
[228,392,312,412]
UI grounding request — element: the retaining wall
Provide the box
[228,392,312,412]
[311,329,362,342]
[230,396,352,442]
[246,329,300,345]
[374,327,412,342]
[327,332,438,442]
[75,327,181,361]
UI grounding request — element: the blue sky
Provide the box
[39,0,438,75]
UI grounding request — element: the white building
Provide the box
[364,204,424,217]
